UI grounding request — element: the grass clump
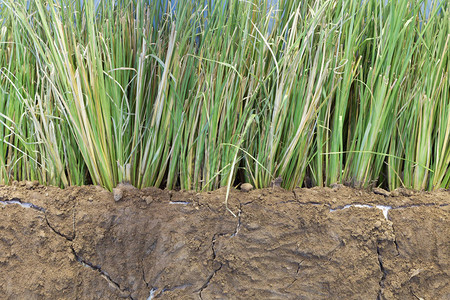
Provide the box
[0,0,448,191]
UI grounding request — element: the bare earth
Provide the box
[0,183,448,299]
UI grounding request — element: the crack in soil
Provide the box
[330,204,391,219]
[169,201,190,205]
[153,284,192,298]
[44,214,75,241]
[278,200,300,204]
[292,201,325,206]
[71,247,135,299]
[1,197,77,241]
[197,263,223,300]
[410,287,425,300]
[141,259,149,289]
[210,234,219,260]
[330,202,448,221]
[147,287,157,300]
[391,224,401,256]
[44,204,76,241]
[196,233,224,299]
[241,200,254,206]
[2,197,77,242]
[0,198,46,212]
[141,259,161,300]
[392,203,449,209]
[284,260,303,290]
[376,242,387,300]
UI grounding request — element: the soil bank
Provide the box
[0,183,449,299]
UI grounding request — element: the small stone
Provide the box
[112,182,137,202]
[374,220,382,228]
[144,195,153,205]
[113,188,123,202]
[240,183,254,192]
[247,222,260,230]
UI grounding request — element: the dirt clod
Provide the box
[113,182,137,202]
[391,187,416,197]
[373,187,390,197]
[25,180,39,189]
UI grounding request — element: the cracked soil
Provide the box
[0,183,448,299]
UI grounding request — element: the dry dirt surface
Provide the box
[0,183,449,300]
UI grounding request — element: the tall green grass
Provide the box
[0,0,448,191]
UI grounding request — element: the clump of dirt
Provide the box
[0,183,448,299]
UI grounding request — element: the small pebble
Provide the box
[143,195,153,205]
[240,183,254,192]
[113,188,123,202]
[247,222,260,230]
[113,182,137,202]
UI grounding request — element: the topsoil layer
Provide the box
[0,183,448,300]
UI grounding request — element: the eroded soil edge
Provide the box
[0,184,448,299]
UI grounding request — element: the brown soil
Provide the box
[0,183,448,299]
